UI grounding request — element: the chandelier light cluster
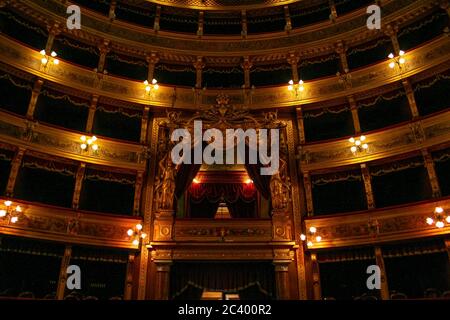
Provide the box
[0,200,22,223]
[144,79,159,93]
[349,136,369,155]
[426,207,450,229]
[388,50,406,69]
[288,79,305,97]
[127,223,147,246]
[40,50,59,66]
[300,226,322,248]
[80,135,99,152]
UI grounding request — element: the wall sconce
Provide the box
[127,223,147,246]
[349,136,369,155]
[300,226,323,248]
[0,200,22,223]
[288,79,304,98]
[388,50,406,70]
[80,135,99,153]
[144,79,159,95]
[40,50,59,67]
[426,206,450,229]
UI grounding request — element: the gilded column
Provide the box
[311,253,322,300]
[274,263,290,300]
[124,253,136,300]
[284,6,292,33]
[329,0,337,21]
[146,52,159,83]
[141,106,151,144]
[241,10,248,38]
[422,149,442,198]
[56,246,72,300]
[133,171,144,216]
[348,95,361,134]
[194,56,205,89]
[335,40,349,72]
[97,40,110,74]
[287,52,300,83]
[45,22,61,53]
[242,56,252,89]
[154,262,172,300]
[26,79,44,119]
[108,0,117,20]
[197,11,204,37]
[303,171,314,216]
[154,6,161,32]
[361,164,375,209]
[85,95,98,133]
[384,24,400,55]
[72,163,86,210]
[374,247,390,300]
[402,79,420,119]
[296,107,306,144]
[5,148,25,197]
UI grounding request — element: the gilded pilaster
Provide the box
[402,79,420,118]
[154,6,161,32]
[194,56,205,89]
[146,52,160,83]
[287,52,300,83]
[348,95,361,134]
[45,22,61,53]
[311,253,322,300]
[295,107,306,144]
[5,148,25,197]
[133,171,144,215]
[241,10,248,38]
[56,246,72,300]
[374,247,390,300]
[284,6,292,33]
[26,79,44,119]
[274,263,290,300]
[72,163,86,210]
[85,95,98,133]
[140,106,151,144]
[124,253,136,300]
[384,24,400,55]
[108,0,117,20]
[97,40,110,74]
[303,171,314,216]
[422,149,442,198]
[361,163,375,209]
[197,11,204,37]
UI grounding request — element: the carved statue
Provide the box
[270,159,290,210]
[155,153,177,210]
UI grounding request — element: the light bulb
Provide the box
[145,86,151,92]
[399,50,405,56]
[92,136,97,142]
[426,217,434,225]
[40,50,46,56]
[92,144,98,151]
[299,80,304,85]
[435,207,444,214]
[41,58,48,65]
[4,200,12,207]
[360,136,366,141]
[388,53,394,59]
[307,241,313,247]
[87,139,93,145]
[362,144,369,150]
[349,137,355,143]
[399,58,405,64]
[152,79,158,85]
[80,136,87,142]
[300,234,306,241]
[53,59,59,65]
[315,236,322,242]
[355,140,361,146]
[51,51,57,57]
[193,178,200,184]
[288,80,294,85]
[389,62,395,69]
[127,229,134,236]
[288,85,293,91]
[436,221,444,228]
[10,216,18,223]
[446,216,450,223]
[309,226,317,234]
[15,206,22,212]
[132,239,139,246]
[154,84,159,90]
[136,224,143,231]
[80,144,87,150]
[350,146,357,153]
[0,210,6,217]
[144,80,149,85]
[141,233,147,239]
[299,86,304,92]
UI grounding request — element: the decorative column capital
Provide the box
[47,22,62,36]
[334,40,348,55]
[97,40,110,55]
[287,52,300,66]
[241,56,253,70]
[383,23,399,37]
[146,52,160,65]
[193,56,205,70]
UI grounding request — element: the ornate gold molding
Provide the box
[0,110,147,171]
[0,34,448,110]
[299,109,450,171]
[0,197,142,249]
[304,197,450,249]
